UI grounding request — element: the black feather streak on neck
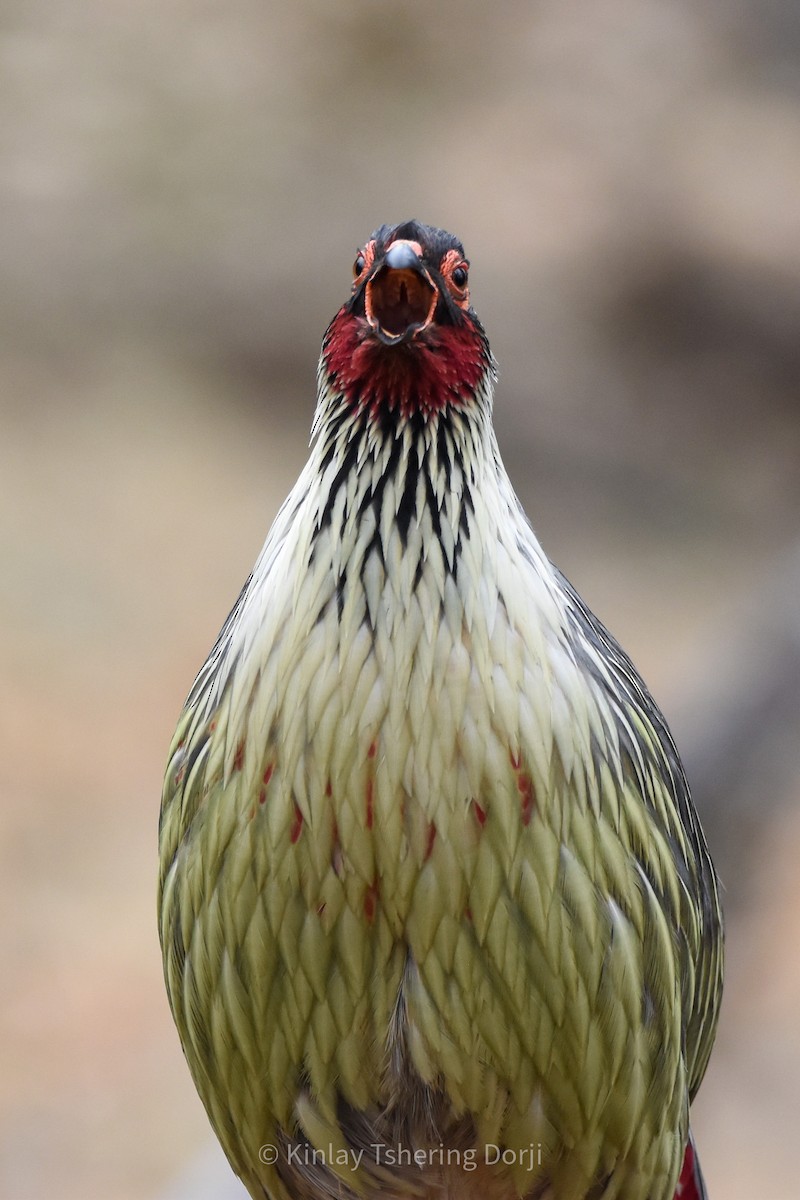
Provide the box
[312,391,479,592]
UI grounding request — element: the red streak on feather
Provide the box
[363,879,379,923]
[472,800,487,827]
[330,817,343,878]
[232,741,244,772]
[509,752,536,825]
[423,821,437,861]
[365,778,374,830]
[518,772,536,826]
[257,762,273,807]
[290,804,304,844]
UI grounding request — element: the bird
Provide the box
[158,220,723,1200]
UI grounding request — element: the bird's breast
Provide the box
[159,447,703,1200]
[209,454,586,898]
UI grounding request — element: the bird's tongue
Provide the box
[366,267,436,341]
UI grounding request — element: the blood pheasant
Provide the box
[158,221,723,1200]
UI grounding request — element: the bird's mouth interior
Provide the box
[365,267,437,341]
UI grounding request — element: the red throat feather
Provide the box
[323,308,487,419]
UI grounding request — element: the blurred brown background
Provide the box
[1,2,799,1198]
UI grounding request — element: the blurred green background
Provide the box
[1,3,799,1198]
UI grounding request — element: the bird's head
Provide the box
[321,220,494,420]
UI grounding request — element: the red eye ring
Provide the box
[353,252,366,278]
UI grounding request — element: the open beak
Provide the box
[365,240,437,344]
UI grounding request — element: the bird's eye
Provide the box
[353,253,366,278]
[452,265,468,289]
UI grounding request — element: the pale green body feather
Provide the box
[159,371,722,1200]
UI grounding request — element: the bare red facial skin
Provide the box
[351,240,376,283]
[438,248,471,309]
